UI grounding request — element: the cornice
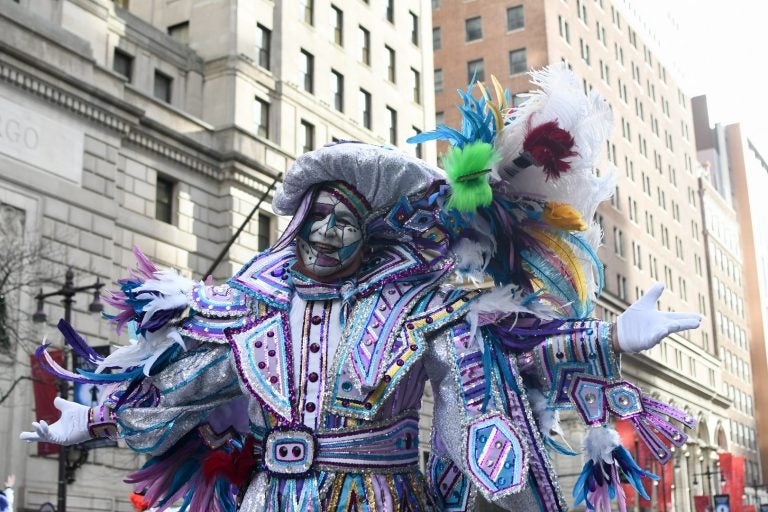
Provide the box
[0,58,133,135]
[0,52,283,192]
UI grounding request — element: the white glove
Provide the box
[20,397,92,446]
[616,282,702,353]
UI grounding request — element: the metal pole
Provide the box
[204,173,281,279]
[56,268,75,512]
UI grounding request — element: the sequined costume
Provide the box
[31,66,699,512]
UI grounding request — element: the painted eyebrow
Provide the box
[310,203,335,216]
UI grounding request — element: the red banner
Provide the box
[720,452,745,512]
[694,495,712,512]
[614,419,676,510]
[30,350,63,457]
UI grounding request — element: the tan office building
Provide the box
[431,0,762,509]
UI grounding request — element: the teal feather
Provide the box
[520,249,586,318]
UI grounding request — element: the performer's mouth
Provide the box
[312,242,339,254]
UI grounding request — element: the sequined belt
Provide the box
[261,414,420,478]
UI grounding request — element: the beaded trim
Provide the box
[88,405,118,439]
[226,311,296,423]
[187,283,249,318]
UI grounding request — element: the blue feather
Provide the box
[520,249,585,318]
[568,233,604,295]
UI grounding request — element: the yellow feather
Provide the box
[476,82,504,135]
[527,227,588,304]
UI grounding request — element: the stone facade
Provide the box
[0,0,436,510]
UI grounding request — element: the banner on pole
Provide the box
[30,350,63,457]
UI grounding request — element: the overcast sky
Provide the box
[634,0,768,151]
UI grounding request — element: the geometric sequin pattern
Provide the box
[226,311,295,423]
[465,412,528,498]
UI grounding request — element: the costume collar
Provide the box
[289,269,355,302]
[228,242,433,309]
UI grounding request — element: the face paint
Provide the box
[296,188,365,278]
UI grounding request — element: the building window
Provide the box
[385,0,394,23]
[434,68,444,93]
[577,0,588,23]
[432,0,440,8]
[507,5,524,31]
[153,70,173,103]
[613,227,624,257]
[580,38,591,65]
[300,120,315,153]
[331,70,344,112]
[467,58,485,82]
[433,27,441,50]
[412,127,423,158]
[410,11,419,45]
[331,5,343,45]
[411,68,421,104]
[155,174,175,224]
[360,88,372,129]
[257,213,272,252]
[386,106,398,144]
[465,16,483,41]
[358,25,371,65]
[558,15,570,43]
[256,24,271,69]
[386,45,396,82]
[300,49,314,93]
[616,274,627,300]
[167,21,189,44]
[301,0,314,25]
[253,97,270,139]
[508,48,527,75]
[113,48,133,82]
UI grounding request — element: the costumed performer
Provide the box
[22,65,701,512]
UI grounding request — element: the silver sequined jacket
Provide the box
[109,239,620,512]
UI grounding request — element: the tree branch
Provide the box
[0,375,39,405]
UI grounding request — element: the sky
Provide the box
[627,0,768,152]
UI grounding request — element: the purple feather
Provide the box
[57,319,104,365]
[132,246,159,280]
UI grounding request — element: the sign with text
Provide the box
[0,93,83,184]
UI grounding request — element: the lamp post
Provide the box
[692,460,725,511]
[33,268,103,512]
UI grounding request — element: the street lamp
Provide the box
[692,460,726,511]
[33,267,104,512]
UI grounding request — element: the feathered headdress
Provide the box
[408,64,615,319]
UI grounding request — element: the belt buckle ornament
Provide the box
[263,425,317,478]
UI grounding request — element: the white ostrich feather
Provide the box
[97,325,186,375]
[583,426,621,464]
[465,284,557,341]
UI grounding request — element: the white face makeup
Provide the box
[296,190,364,278]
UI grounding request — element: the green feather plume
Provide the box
[442,141,500,212]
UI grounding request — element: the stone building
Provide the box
[0,0,435,509]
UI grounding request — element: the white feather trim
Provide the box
[528,389,557,436]
[583,426,621,464]
[97,326,186,375]
[466,285,557,341]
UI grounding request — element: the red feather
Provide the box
[202,436,257,487]
[522,120,578,180]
